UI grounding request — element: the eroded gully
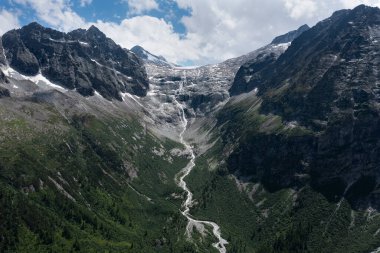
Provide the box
[173,74,229,253]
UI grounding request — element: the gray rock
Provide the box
[226,5,380,210]
[271,24,310,44]
[131,45,176,68]
[0,86,10,98]
[1,22,149,100]
[2,29,40,75]
[0,70,8,83]
[0,37,7,66]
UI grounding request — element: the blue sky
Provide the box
[2,0,190,34]
[71,0,190,35]
[1,0,379,65]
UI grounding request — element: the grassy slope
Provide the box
[185,95,380,253]
[0,97,215,252]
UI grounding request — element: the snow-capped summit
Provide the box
[131,45,178,68]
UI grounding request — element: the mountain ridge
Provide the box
[226,4,380,209]
[271,24,310,44]
[130,45,178,68]
[1,22,149,100]
[1,5,380,253]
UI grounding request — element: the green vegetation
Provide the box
[184,94,380,253]
[0,100,215,252]
[186,147,380,253]
[1,90,380,253]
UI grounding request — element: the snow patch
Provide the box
[175,66,200,70]
[94,91,102,97]
[273,42,291,49]
[79,41,89,46]
[122,92,144,108]
[2,66,68,92]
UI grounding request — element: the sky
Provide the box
[1,0,380,65]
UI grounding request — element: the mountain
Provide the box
[229,24,310,96]
[140,30,296,130]
[271,24,310,44]
[1,5,380,253]
[253,4,380,206]
[1,22,149,100]
[131,45,177,67]
[0,23,197,253]
[0,20,302,253]
[194,5,380,252]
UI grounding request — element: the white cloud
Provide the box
[80,0,92,7]
[123,0,159,14]
[283,0,318,19]
[173,0,318,64]
[339,0,380,8]
[171,0,380,65]
[93,16,200,64]
[4,0,380,65]
[12,0,86,32]
[0,8,20,35]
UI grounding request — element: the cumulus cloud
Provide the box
[283,0,318,19]
[0,8,20,35]
[174,0,322,64]
[93,16,200,64]
[172,0,380,64]
[339,0,380,8]
[3,0,380,65]
[123,0,159,14]
[12,0,86,31]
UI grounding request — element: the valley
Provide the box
[173,72,228,253]
[1,4,380,253]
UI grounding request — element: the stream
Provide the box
[174,76,229,253]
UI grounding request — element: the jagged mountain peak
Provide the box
[1,5,380,253]
[131,45,177,67]
[349,3,380,21]
[271,24,310,44]
[22,21,44,30]
[85,25,107,38]
[325,4,380,26]
[228,3,380,211]
[231,4,380,97]
[1,23,149,100]
[88,24,102,32]
[68,25,109,42]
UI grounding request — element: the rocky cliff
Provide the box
[1,22,149,100]
[131,45,175,68]
[229,24,309,96]
[225,5,380,210]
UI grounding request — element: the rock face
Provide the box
[0,38,8,66]
[226,5,380,210]
[0,70,10,97]
[0,70,8,83]
[1,22,149,100]
[229,24,310,96]
[271,24,310,44]
[143,37,294,130]
[259,6,380,127]
[228,43,290,96]
[0,87,10,98]
[131,45,175,68]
